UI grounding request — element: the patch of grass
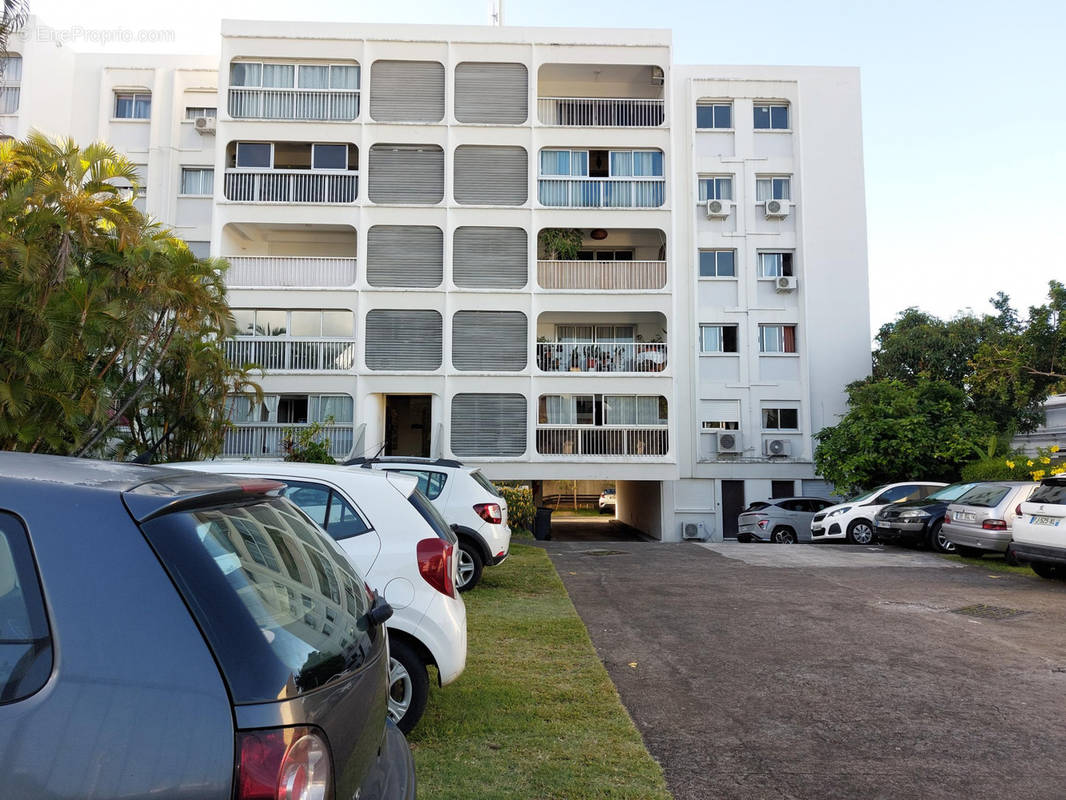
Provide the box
[408,544,671,800]
[940,552,1037,576]
[551,507,606,518]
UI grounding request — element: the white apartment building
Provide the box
[3,17,871,541]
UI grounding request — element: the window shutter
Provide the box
[454,62,528,124]
[368,144,444,204]
[452,311,527,371]
[370,60,445,122]
[453,145,527,205]
[367,226,443,287]
[365,310,442,370]
[453,227,527,288]
[451,393,527,457]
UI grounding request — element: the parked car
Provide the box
[599,488,617,513]
[346,457,511,592]
[0,453,415,800]
[1009,474,1066,578]
[737,497,835,543]
[874,482,981,552]
[170,460,466,734]
[810,482,948,544]
[942,481,1039,558]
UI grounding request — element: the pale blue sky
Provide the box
[30,0,1066,334]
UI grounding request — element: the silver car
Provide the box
[943,481,1039,558]
[738,497,836,543]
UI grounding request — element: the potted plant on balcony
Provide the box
[538,228,584,260]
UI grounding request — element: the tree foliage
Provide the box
[0,133,256,460]
[282,418,337,464]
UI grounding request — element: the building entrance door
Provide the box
[384,395,431,457]
[721,480,745,538]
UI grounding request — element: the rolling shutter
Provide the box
[368,144,444,204]
[452,311,527,371]
[453,145,527,205]
[452,227,527,289]
[370,60,445,122]
[454,62,528,124]
[365,310,442,370]
[367,226,443,287]
[451,393,527,457]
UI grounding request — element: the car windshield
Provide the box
[955,484,1011,508]
[470,470,501,498]
[848,486,884,504]
[926,483,979,502]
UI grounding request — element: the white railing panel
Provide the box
[222,424,355,459]
[537,97,664,127]
[223,169,358,204]
[224,256,357,288]
[537,177,665,208]
[224,338,357,371]
[535,426,669,457]
[228,88,360,121]
[537,260,667,290]
[536,342,666,373]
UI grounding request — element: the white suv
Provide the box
[347,457,511,592]
[168,461,467,734]
[810,482,947,544]
[1010,476,1066,579]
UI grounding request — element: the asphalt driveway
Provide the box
[545,541,1066,800]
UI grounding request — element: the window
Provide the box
[698,250,735,278]
[540,149,588,177]
[0,55,22,114]
[698,176,733,201]
[762,408,799,430]
[758,324,797,353]
[554,325,635,343]
[700,325,738,353]
[230,62,263,87]
[185,106,217,120]
[577,250,634,261]
[232,309,354,338]
[756,176,791,202]
[312,143,348,170]
[876,485,923,504]
[538,395,667,426]
[696,102,731,129]
[757,252,793,278]
[114,92,151,119]
[236,142,272,169]
[180,167,214,196]
[391,470,448,500]
[0,512,53,703]
[701,420,739,430]
[754,103,789,130]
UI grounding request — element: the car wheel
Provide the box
[1003,549,1019,566]
[736,533,752,543]
[928,521,955,553]
[1031,562,1060,580]
[456,540,484,592]
[387,638,429,734]
[955,545,983,559]
[846,519,875,545]
[771,526,797,544]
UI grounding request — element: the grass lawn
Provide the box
[940,552,1037,577]
[408,543,671,800]
[551,507,606,518]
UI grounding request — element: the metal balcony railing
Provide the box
[537,260,667,290]
[224,256,357,287]
[224,338,356,371]
[536,426,669,457]
[537,97,664,127]
[228,87,360,121]
[223,169,358,203]
[222,424,355,459]
[537,177,665,208]
[536,342,666,373]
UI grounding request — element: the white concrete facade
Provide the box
[5,17,871,542]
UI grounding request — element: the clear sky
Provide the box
[27,0,1066,336]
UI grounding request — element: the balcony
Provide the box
[536,426,668,457]
[225,256,357,287]
[224,338,356,372]
[537,63,664,128]
[228,87,359,121]
[538,177,664,208]
[537,313,667,373]
[536,342,666,374]
[537,227,667,290]
[537,97,664,127]
[223,170,358,203]
[538,259,666,290]
[222,424,355,459]
[221,223,357,288]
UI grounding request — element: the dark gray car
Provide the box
[0,453,415,800]
[737,497,835,543]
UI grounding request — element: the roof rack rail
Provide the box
[342,456,466,469]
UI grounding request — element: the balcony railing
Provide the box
[224,338,356,371]
[224,169,358,204]
[223,424,355,459]
[537,97,664,127]
[537,260,667,290]
[536,426,669,457]
[537,342,666,373]
[228,87,360,121]
[538,177,665,208]
[224,256,357,287]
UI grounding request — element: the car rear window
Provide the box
[275,481,373,541]
[743,502,771,512]
[141,497,376,704]
[955,485,1011,508]
[470,470,501,498]
[0,513,52,704]
[1030,481,1066,506]
[390,469,448,500]
[408,489,457,544]
[926,483,979,502]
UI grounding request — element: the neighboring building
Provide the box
[1012,394,1066,455]
[7,17,871,541]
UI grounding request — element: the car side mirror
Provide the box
[366,591,393,627]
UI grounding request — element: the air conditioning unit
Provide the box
[682,521,709,541]
[764,438,792,457]
[764,198,789,219]
[717,430,742,454]
[775,276,798,292]
[194,116,216,135]
[705,198,730,218]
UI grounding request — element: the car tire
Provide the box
[736,533,752,543]
[1031,562,1060,580]
[387,637,429,735]
[771,526,797,544]
[846,519,875,545]
[927,521,955,553]
[955,545,983,559]
[1003,549,1019,566]
[456,540,484,592]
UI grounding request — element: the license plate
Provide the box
[1030,515,1061,527]
[876,525,892,531]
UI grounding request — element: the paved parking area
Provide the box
[546,541,1066,800]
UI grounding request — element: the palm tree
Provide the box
[1,1,28,60]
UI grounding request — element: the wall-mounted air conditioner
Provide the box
[775,276,798,292]
[764,198,789,219]
[764,438,792,457]
[705,198,730,218]
[194,116,216,135]
[717,430,742,453]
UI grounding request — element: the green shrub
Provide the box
[960,445,1064,483]
[282,418,337,464]
[497,484,534,534]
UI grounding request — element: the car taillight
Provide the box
[417,537,456,598]
[944,512,951,524]
[236,727,333,800]
[982,519,1008,530]
[757,519,769,529]
[1016,504,1023,517]
[474,502,503,524]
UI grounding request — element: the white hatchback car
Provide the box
[168,461,467,734]
[347,457,511,592]
[810,481,947,544]
[1010,475,1066,579]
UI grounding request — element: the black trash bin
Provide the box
[534,507,553,541]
